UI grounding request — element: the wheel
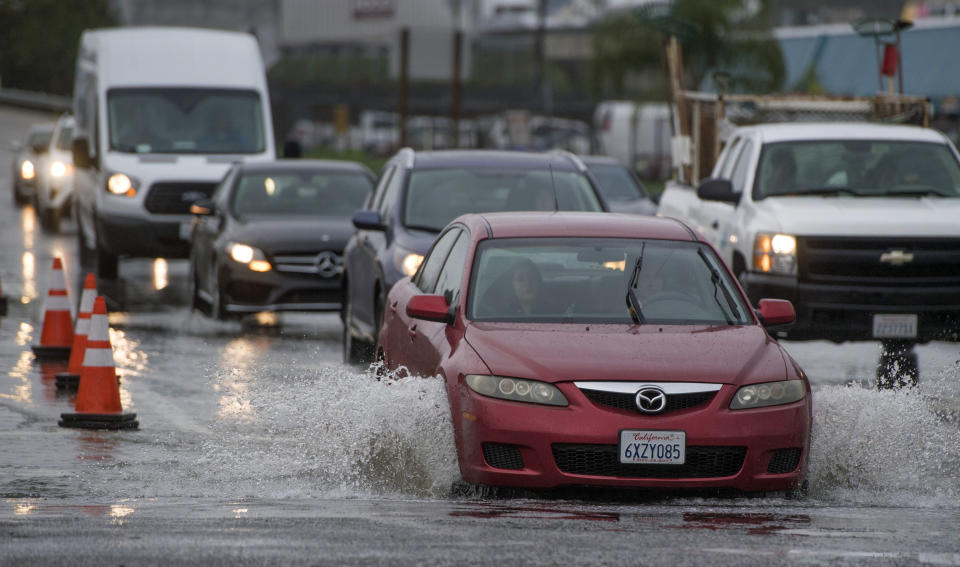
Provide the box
[342,284,373,365]
[40,206,61,233]
[95,244,119,280]
[209,269,230,321]
[188,259,202,312]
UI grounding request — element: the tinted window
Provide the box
[377,166,405,219]
[468,237,750,325]
[433,231,469,304]
[56,126,74,150]
[28,130,53,149]
[108,88,265,154]
[588,163,646,201]
[231,171,373,216]
[369,165,396,210]
[753,140,960,199]
[403,168,601,232]
[415,228,461,292]
[730,140,754,194]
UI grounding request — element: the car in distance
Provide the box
[187,160,375,319]
[341,148,609,364]
[581,154,657,215]
[10,123,54,206]
[35,114,76,232]
[377,211,810,494]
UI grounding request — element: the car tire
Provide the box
[40,206,61,234]
[342,285,373,366]
[95,244,119,280]
[209,270,228,321]
[188,259,202,313]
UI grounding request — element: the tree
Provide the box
[0,0,116,95]
[591,0,785,98]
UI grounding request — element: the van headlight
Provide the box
[753,232,796,275]
[729,380,805,410]
[227,242,272,272]
[465,375,568,406]
[106,172,140,197]
[50,161,72,178]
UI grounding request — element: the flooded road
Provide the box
[1,106,959,565]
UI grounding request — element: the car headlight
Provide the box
[729,380,805,410]
[106,172,140,197]
[50,160,71,178]
[754,232,797,275]
[393,248,424,277]
[227,242,271,272]
[465,375,568,406]
[20,160,35,180]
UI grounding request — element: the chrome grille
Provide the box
[799,237,960,286]
[272,251,343,278]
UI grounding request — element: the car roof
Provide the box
[457,212,699,241]
[236,159,374,176]
[408,149,584,172]
[742,122,949,144]
[578,154,624,166]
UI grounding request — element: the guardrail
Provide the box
[0,87,71,113]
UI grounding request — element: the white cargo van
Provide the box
[71,27,275,279]
[592,101,672,180]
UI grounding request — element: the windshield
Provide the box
[467,237,752,325]
[754,140,960,199]
[588,163,647,201]
[232,171,373,217]
[28,130,52,149]
[108,88,265,154]
[56,126,73,150]
[403,168,602,232]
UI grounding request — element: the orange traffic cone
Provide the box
[59,296,138,430]
[56,273,98,390]
[31,257,73,361]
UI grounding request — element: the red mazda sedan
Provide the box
[377,212,811,494]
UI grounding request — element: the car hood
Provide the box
[758,196,960,236]
[464,323,786,386]
[232,216,355,253]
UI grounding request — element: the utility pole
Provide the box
[398,27,409,148]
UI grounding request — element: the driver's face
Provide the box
[512,268,539,303]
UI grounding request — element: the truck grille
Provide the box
[552,444,746,479]
[144,182,217,214]
[799,237,960,287]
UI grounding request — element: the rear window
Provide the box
[403,168,602,232]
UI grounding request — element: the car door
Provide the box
[692,137,753,254]
[383,226,462,377]
[351,163,398,339]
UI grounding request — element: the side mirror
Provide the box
[406,294,453,324]
[697,178,739,205]
[352,209,385,231]
[757,298,796,329]
[190,198,217,216]
[72,138,92,170]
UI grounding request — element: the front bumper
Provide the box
[454,382,810,493]
[220,263,343,313]
[98,213,191,259]
[743,272,960,343]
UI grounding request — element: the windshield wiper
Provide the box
[881,188,955,198]
[697,249,738,325]
[778,187,862,197]
[625,243,645,324]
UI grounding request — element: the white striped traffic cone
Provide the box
[56,273,97,390]
[31,257,73,361]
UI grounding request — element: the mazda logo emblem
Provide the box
[314,251,341,278]
[635,387,667,414]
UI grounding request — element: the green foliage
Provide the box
[0,0,116,95]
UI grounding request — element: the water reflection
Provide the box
[21,251,36,303]
[11,500,37,516]
[215,336,270,422]
[153,258,168,291]
[76,433,118,462]
[22,206,35,250]
[109,503,136,525]
[3,350,34,405]
[678,512,811,535]
[451,503,619,522]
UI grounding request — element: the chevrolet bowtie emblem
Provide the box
[880,249,914,266]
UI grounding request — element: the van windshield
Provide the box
[108,88,265,154]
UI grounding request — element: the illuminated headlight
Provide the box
[227,242,271,272]
[394,248,424,277]
[753,232,797,275]
[50,161,71,178]
[20,160,35,180]
[729,380,805,410]
[465,375,568,406]
[106,172,139,197]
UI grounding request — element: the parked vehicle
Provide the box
[580,155,657,215]
[593,101,672,180]
[378,211,809,494]
[35,114,76,232]
[10,123,54,206]
[71,27,276,280]
[657,121,960,388]
[341,148,609,364]
[187,160,374,319]
[360,110,399,156]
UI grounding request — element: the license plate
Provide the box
[619,430,685,464]
[178,220,193,241]
[872,314,917,338]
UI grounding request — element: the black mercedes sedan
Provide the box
[187,160,375,319]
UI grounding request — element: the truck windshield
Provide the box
[754,140,960,199]
[107,88,265,154]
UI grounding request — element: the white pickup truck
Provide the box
[657,122,960,353]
